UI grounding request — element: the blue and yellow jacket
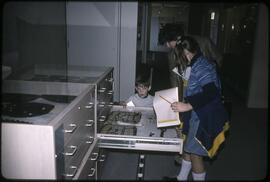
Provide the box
[181,53,230,158]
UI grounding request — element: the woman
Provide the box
[171,36,229,181]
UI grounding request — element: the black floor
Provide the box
[204,91,268,180]
[100,61,268,181]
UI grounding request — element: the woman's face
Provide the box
[183,49,195,62]
[166,41,176,49]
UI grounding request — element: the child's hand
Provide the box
[171,102,192,112]
[119,101,127,108]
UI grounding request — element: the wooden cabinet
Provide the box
[1,81,96,180]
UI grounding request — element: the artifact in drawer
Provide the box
[99,111,141,135]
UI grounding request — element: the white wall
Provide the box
[66,2,137,101]
[119,3,138,101]
[247,3,269,108]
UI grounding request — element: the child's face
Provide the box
[135,84,149,98]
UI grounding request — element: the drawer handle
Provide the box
[85,120,94,127]
[106,78,114,82]
[63,124,77,133]
[90,152,99,161]
[62,145,77,156]
[85,105,93,109]
[98,89,106,93]
[107,90,113,95]
[98,118,105,122]
[87,168,96,177]
[63,166,77,177]
[98,104,105,107]
[99,154,106,162]
[86,136,94,144]
[85,102,94,109]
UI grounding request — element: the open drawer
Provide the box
[97,106,183,153]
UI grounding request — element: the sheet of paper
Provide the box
[172,67,183,78]
[172,66,191,81]
[126,100,135,107]
[153,87,181,128]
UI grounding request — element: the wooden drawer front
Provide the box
[98,72,114,92]
[97,103,112,118]
[55,123,95,179]
[61,90,95,145]
[97,91,112,107]
[97,72,114,103]
[78,146,99,180]
[98,92,113,108]
[97,88,113,103]
[62,121,95,161]
[62,140,95,180]
[97,72,113,118]
[55,118,94,158]
[97,101,112,118]
[104,89,113,103]
[57,89,95,179]
[62,118,95,179]
[97,93,113,105]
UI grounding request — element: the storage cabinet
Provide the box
[1,66,114,180]
[1,80,96,179]
[2,67,183,180]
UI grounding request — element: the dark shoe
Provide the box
[162,176,178,181]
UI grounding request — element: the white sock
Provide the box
[177,159,192,181]
[192,171,206,181]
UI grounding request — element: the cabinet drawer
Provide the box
[62,141,95,180]
[78,146,99,179]
[97,73,114,92]
[55,108,94,152]
[62,122,95,163]
[97,89,113,104]
[97,102,112,118]
[61,91,95,145]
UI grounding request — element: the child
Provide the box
[124,75,154,107]
[170,36,229,181]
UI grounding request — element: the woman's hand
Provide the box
[171,102,193,112]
